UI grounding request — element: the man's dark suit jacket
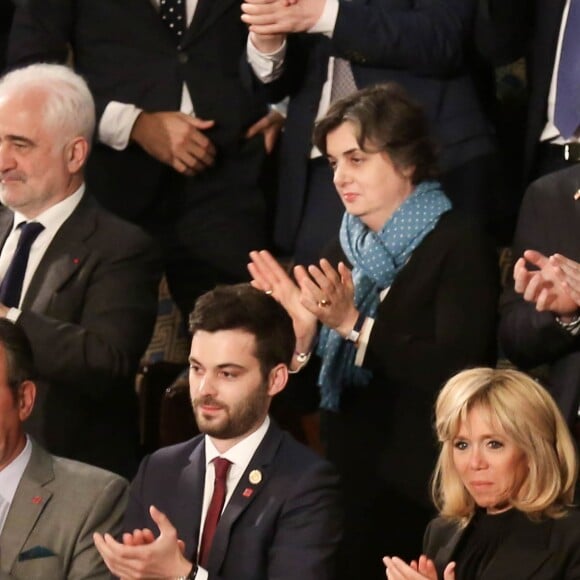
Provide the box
[500,165,580,427]
[7,0,272,222]
[423,509,580,579]
[123,421,342,580]
[0,195,161,477]
[260,0,496,254]
[474,0,566,181]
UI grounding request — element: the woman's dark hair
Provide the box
[313,82,439,183]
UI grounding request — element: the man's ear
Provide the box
[267,363,288,397]
[17,380,36,422]
[65,136,89,173]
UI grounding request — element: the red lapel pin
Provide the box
[242,488,253,498]
[31,496,42,504]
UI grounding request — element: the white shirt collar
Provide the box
[11,184,85,233]
[203,416,270,470]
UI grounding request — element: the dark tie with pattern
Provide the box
[198,457,232,568]
[554,0,580,139]
[0,222,44,308]
[159,0,186,44]
[330,58,358,103]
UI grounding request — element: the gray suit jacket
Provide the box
[0,440,128,580]
[0,194,162,476]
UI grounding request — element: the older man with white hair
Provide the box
[0,63,161,478]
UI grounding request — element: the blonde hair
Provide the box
[432,368,577,523]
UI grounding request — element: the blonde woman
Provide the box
[385,368,580,580]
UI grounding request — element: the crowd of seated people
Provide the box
[0,0,579,578]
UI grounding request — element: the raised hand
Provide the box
[248,250,317,352]
[295,259,359,336]
[550,253,580,309]
[93,505,193,580]
[384,555,456,580]
[513,250,578,317]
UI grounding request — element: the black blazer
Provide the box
[7,0,272,220]
[260,0,496,253]
[308,211,499,505]
[0,195,162,476]
[123,421,342,580]
[499,165,580,426]
[424,509,580,579]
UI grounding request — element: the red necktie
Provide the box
[198,457,232,568]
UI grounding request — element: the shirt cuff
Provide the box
[98,102,143,150]
[5,308,21,322]
[555,313,580,336]
[195,566,209,580]
[354,316,373,366]
[308,0,339,36]
[246,36,287,83]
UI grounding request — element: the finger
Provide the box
[318,258,341,285]
[523,249,549,269]
[245,117,269,139]
[562,281,580,306]
[183,115,215,131]
[513,257,531,294]
[338,261,354,293]
[552,254,580,285]
[522,272,546,304]
[443,561,456,580]
[122,532,136,546]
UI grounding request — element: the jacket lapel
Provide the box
[0,209,14,251]
[174,440,206,561]
[20,196,96,313]
[0,442,55,573]
[206,423,284,572]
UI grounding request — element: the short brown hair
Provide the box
[313,83,438,183]
[189,284,295,380]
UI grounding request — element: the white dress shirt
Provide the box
[194,416,270,580]
[0,436,32,534]
[0,186,84,319]
[98,0,199,151]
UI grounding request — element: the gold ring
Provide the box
[265,289,273,295]
[317,298,331,307]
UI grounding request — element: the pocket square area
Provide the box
[18,546,56,560]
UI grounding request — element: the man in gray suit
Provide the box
[0,318,128,580]
[0,63,162,477]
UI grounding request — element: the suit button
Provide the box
[177,52,189,64]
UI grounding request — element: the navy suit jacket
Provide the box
[424,509,580,579]
[123,422,342,580]
[0,195,161,476]
[499,165,580,426]
[474,0,566,180]
[261,0,495,253]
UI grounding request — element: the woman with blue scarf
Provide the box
[248,84,499,580]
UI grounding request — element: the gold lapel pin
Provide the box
[249,469,262,485]
[574,189,580,200]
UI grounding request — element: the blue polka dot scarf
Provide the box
[317,180,451,410]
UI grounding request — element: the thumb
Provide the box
[443,561,456,580]
[149,505,175,535]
